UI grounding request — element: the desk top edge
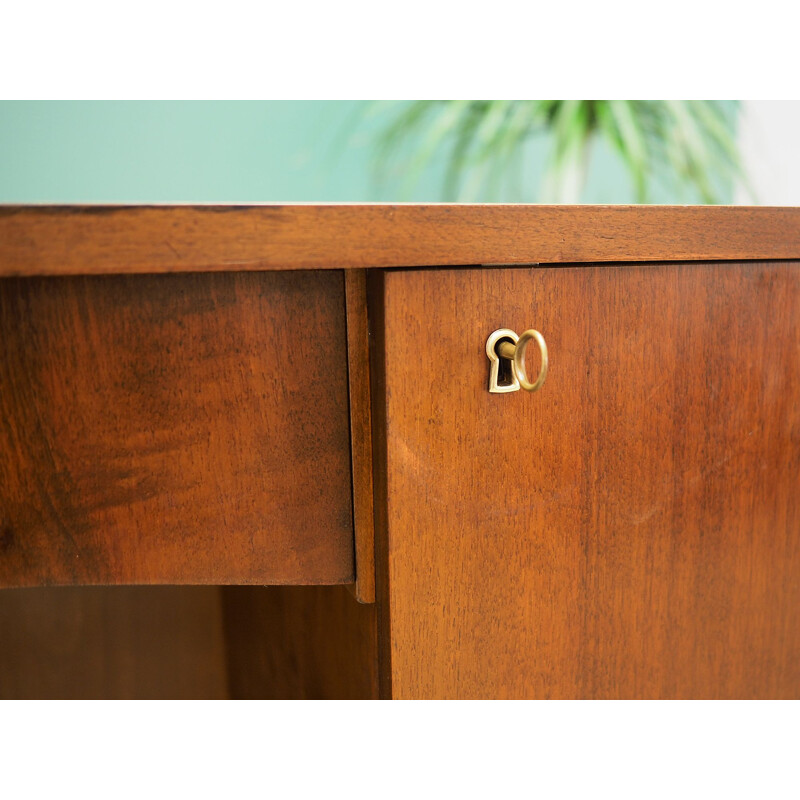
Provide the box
[1,204,799,276]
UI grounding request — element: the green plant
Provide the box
[370,100,746,203]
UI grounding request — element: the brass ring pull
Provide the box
[513,329,548,392]
[487,328,548,393]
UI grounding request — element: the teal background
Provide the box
[0,101,735,204]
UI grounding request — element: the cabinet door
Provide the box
[374,263,800,698]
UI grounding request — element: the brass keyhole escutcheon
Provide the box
[486,328,548,394]
[486,328,520,393]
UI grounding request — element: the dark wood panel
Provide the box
[0,586,228,699]
[377,263,800,698]
[0,271,354,586]
[222,585,379,699]
[2,205,800,276]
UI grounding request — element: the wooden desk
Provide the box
[1,205,799,698]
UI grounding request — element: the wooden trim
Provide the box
[366,269,393,699]
[1,205,799,276]
[344,270,376,604]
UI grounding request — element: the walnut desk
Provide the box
[1,205,799,699]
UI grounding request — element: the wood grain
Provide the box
[222,585,379,699]
[366,270,393,698]
[0,271,355,586]
[0,586,228,699]
[344,270,376,603]
[375,263,800,698]
[2,205,800,276]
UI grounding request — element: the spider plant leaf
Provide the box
[595,100,627,159]
[481,101,551,198]
[371,101,437,184]
[470,100,514,161]
[596,102,644,201]
[443,104,483,199]
[552,100,586,165]
[395,100,474,195]
[367,99,744,204]
[687,101,740,167]
[487,102,550,198]
[665,100,720,202]
[607,100,649,202]
[688,101,755,200]
[541,100,592,200]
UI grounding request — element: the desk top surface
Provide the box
[1,204,799,277]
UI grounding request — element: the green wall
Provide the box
[0,101,733,204]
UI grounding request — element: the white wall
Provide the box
[736,101,800,205]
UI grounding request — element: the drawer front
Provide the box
[378,263,800,698]
[0,271,354,586]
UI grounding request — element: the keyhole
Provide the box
[495,337,516,388]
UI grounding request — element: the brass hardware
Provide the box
[486,328,548,394]
[513,329,548,392]
[486,329,520,393]
[496,340,517,360]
